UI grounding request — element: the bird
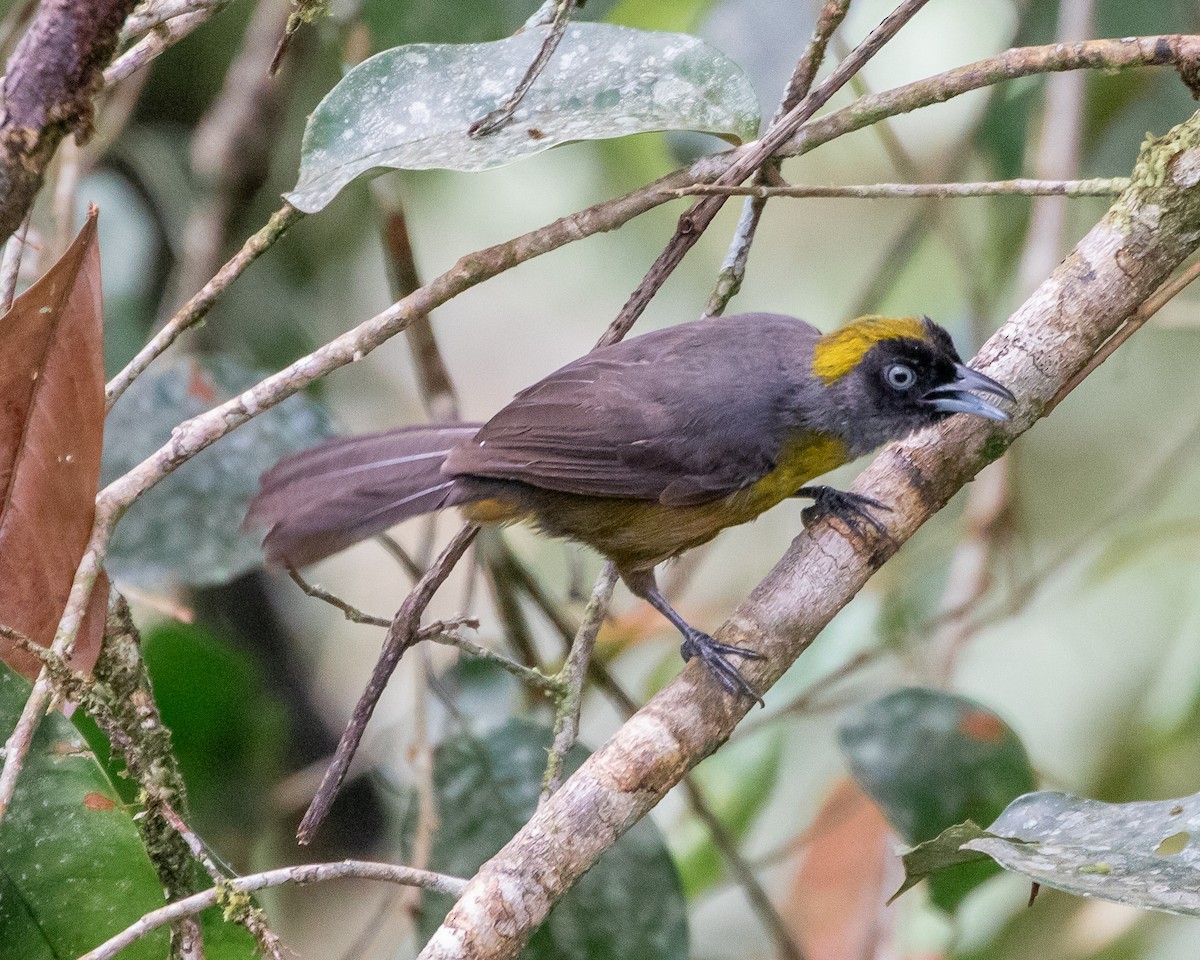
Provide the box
[246,313,1014,701]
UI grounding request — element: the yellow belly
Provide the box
[460,431,849,568]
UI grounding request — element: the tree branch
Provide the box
[78,859,469,960]
[0,0,139,242]
[414,112,1200,960]
[678,177,1129,199]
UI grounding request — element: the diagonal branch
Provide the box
[414,113,1200,960]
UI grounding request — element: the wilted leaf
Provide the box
[0,663,168,959]
[786,779,899,960]
[839,687,1036,910]
[104,354,333,588]
[0,210,107,678]
[965,790,1200,918]
[422,719,689,960]
[289,23,760,212]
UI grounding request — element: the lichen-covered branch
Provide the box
[79,859,469,960]
[414,113,1200,960]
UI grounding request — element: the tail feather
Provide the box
[246,423,483,567]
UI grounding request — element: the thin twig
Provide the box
[378,193,461,421]
[0,208,32,311]
[469,0,579,138]
[106,203,303,409]
[680,775,806,960]
[288,568,391,626]
[120,0,212,41]
[286,567,558,693]
[104,2,234,85]
[603,0,934,344]
[375,532,425,581]
[541,563,617,802]
[172,0,293,316]
[705,0,852,317]
[405,652,439,917]
[678,177,1129,200]
[78,860,470,960]
[297,524,479,843]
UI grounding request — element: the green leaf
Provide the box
[0,663,169,960]
[289,23,760,212]
[838,687,1036,910]
[104,355,333,588]
[141,621,287,837]
[893,821,1020,904]
[422,719,688,960]
[965,790,1200,918]
[198,907,261,960]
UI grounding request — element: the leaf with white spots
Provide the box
[289,23,760,212]
[963,791,1200,917]
[0,663,167,959]
[104,355,333,588]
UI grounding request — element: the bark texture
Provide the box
[417,113,1200,960]
[0,0,138,242]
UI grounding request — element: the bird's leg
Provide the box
[619,567,765,705]
[794,485,891,538]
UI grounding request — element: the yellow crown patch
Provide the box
[812,315,928,384]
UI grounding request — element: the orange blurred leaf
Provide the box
[0,208,106,678]
[787,778,911,960]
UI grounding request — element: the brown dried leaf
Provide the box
[786,778,907,960]
[0,209,106,678]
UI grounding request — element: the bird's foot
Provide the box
[680,629,766,706]
[796,485,891,538]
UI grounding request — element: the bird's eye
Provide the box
[885,363,916,390]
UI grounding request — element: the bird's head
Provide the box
[808,315,1015,457]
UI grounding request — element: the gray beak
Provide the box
[923,363,1015,421]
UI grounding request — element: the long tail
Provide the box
[246,423,483,567]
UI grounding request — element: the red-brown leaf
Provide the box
[0,209,106,678]
[786,778,911,960]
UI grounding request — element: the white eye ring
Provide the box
[886,363,916,390]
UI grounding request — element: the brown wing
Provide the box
[442,314,820,506]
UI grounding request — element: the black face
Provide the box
[865,335,963,420]
[832,319,1015,457]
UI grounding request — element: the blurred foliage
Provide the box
[420,719,689,960]
[0,0,1197,956]
[840,688,1036,910]
[139,620,288,851]
[104,354,334,589]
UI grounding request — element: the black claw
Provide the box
[680,629,765,706]
[796,485,891,538]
